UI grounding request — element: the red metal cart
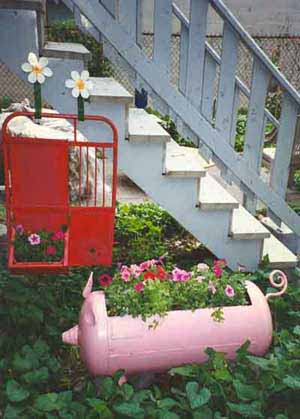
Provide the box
[2,111,118,274]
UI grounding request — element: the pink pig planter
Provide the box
[62,270,287,377]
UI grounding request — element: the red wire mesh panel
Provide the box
[2,111,118,274]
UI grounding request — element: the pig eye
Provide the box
[84,310,96,326]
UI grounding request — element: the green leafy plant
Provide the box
[47,19,113,77]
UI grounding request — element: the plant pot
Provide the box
[62,272,287,377]
[8,227,69,275]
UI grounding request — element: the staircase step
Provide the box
[0,0,43,11]
[198,175,239,211]
[164,140,206,178]
[263,235,298,268]
[230,206,271,240]
[89,77,133,104]
[43,42,91,63]
[128,108,170,142]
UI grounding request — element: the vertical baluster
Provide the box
[186,0,209,108]
[230,85,240,147]
[243,58,269,213]
[153,0,172,77]
[179,22,189,94]
[119,0,138,39]
[270,93,298,199]
[202,52,217,123]
[215,23,239,141]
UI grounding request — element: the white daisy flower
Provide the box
[65,70,93,99]
[21,52,53,84]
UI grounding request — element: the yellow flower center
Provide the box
[75,79,85,91]
[32,64,43,74]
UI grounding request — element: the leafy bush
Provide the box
[0,203,300,418]
[47,19,113,77]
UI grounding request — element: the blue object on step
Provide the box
[135,88,148,109]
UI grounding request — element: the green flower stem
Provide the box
[34,82,42,120]
[77,95,85,121]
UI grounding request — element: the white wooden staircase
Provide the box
[0,0,298,271]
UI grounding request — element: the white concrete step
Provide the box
[230,206,271,240]
[43,42,91,64]
[164,140,206,178]
[89,77,133,104]
[198,175,239,211]
[128,108,170,142]
[263,235,298,268]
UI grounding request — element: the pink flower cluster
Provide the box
[171,267,192,282]
[120,259,157,282]
[28,233,41,245]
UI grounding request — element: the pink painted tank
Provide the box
[62,271,287,376]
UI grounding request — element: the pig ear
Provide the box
[82,272,93,298]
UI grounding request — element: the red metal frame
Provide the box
[2,111,118,274]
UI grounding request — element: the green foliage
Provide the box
[0,203,300,417]
[47,19,113,77]
[293,170,300,191]
[146,108,196,148]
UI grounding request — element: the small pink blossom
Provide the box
[52,230,64,241]
[213,265,223,278]
[225,285,235,298]
[130,264,142,278]
[214,259,227,267]
[208,280,216,295]
[195,276,204,283]
[120,265,131,282]
[28,233,41,245]
[139,259,156,271]
[197,263,209,272]
[237,264,247,272]
[134,282,144,292]
[172,267,191,282]
[15,224,24,235]
[99,274,112,287]
[45,245,56,255]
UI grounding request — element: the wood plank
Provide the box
[179,22,189,94]
[119,0,137,38]
[271,93,298,197]
[186,0,209,108]
[153,0,172,77]
[101,0,115,16]
[201,52,217,123]
[244,59,269,172]
[215,22,239,141]
[67,0,300,236]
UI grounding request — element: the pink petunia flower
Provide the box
[52,230,64,241]
[130,264,142,278]
[208,280,217,295]
[214,259,227,267]
[171,267,192,282]
[195,276,205,283]
[139,259,157,271]
[225,285,235,298]
[213,265,223,278]
[120,265,131,282]
[197,263,209,272]
[134,282,144,292]
[45,245,56,255]
[28,233,41,245]
[99,274,112,287]
[15,224,24,235]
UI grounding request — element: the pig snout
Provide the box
[62,325,79,345]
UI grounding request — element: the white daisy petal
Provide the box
[37,73,45,84]
[22,62,32,72]
[85,80,93,91]
[81,88,90,99]
[28,52,38,66]
[28,72,37,83]
[43,67,53,77]
[72,87,80,98]
[71,71,80,81]
[65,79,75,88]
[39,56,48,68]
[81,70,90,81]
